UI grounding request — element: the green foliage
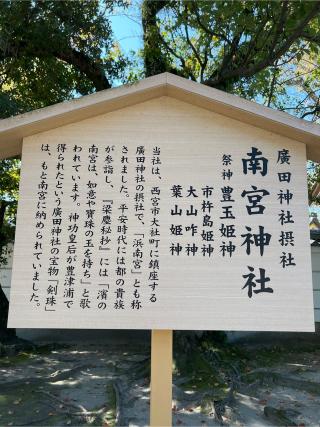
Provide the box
[154,1,320,104]
[1,0,320,260]
[0,0,128,115]
[0,159,19,200]
[0,0,319,340]
[143,0,320,203]
[0,0,128,265]
[307,161,320,206]
[0,158,20,264]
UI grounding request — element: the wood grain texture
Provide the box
[8,97,315,331]
[150,330,173,426]
[0,73,320,161]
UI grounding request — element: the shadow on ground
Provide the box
[0,330,319,426]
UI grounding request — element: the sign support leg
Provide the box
[150,329,173,426]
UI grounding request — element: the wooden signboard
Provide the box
[7,96,314,331]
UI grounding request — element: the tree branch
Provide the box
[54,49,110,91]
[267,64,278,107]
[0,40,111,92]
[142,0,170,77]
[301,31,320,45]
[190,4,231,46]
[183,6,204,69]
[204,3,320,88]
[301,103,320,119]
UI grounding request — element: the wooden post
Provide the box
[150,329,173,426]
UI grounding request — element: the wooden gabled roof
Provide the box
[0,72,320,161]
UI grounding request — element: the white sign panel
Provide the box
[8,99,314,331]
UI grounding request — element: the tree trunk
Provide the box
[142,0,169,77]
[0,284,15,342]
[0,200,16,343]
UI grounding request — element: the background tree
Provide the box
[140,0,320,358]
[0,159,19,341]
[141,1,320,206]
[142,1,320,114]
[0,0,126,342]
[1,0,320,342]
